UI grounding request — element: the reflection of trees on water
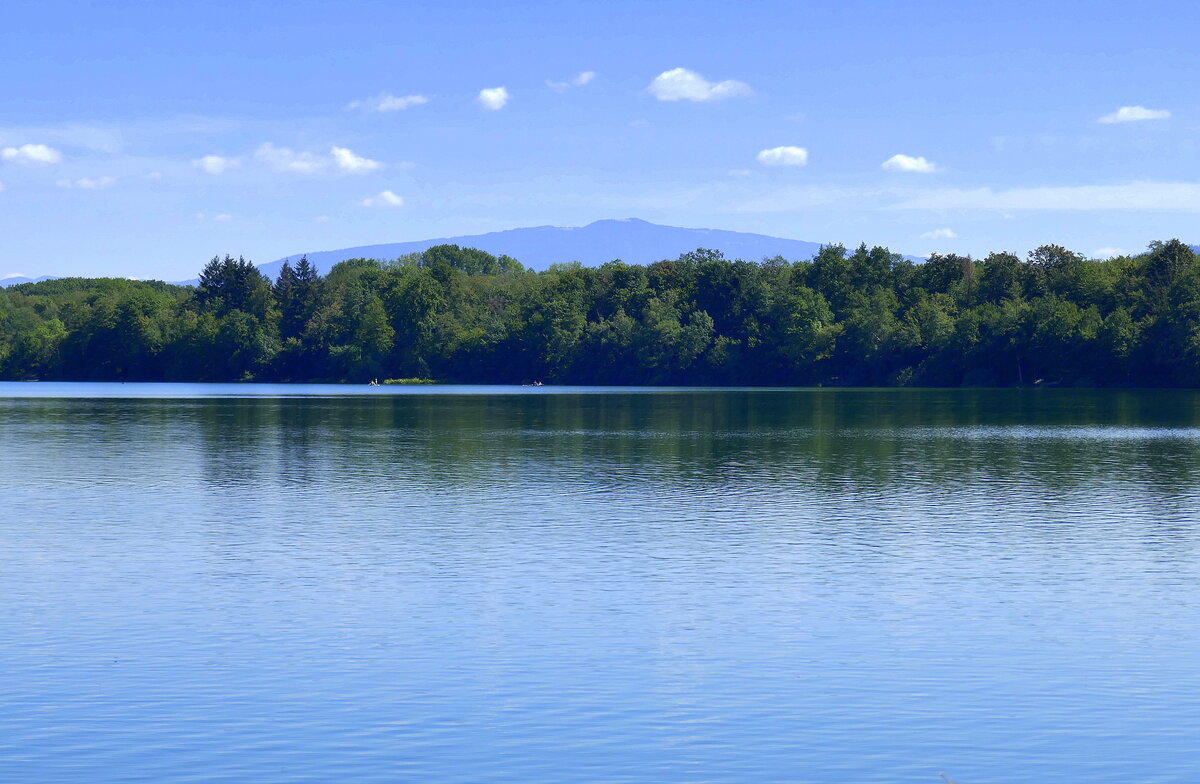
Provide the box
[186,390,1200,580]
[10,390,1195,580]
[183,390,1200,506]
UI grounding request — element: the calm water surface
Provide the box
[2,383,1198,783]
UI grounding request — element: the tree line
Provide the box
[2,239,1199,386]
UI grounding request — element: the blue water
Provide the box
[2,383,1198,782]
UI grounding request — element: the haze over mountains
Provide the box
[0,220,856,287]
[4,219,1186,288]
[0,275,57,288]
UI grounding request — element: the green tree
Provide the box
[197,255,274,318]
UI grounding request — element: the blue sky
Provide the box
[1,0,1197,279]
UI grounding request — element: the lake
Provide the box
[2,383,1198,783]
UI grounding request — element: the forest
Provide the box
[2,239,1199,387]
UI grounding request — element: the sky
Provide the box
[1,0,1198,280]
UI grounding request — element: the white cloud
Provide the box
[331,146,381,173]
[1093,247,1128,258]
[193,155,239,174]
[362,190,404,207]
[882,154,939,173]
[347,93,429,112]
[892,181,1200,211]
[920,227,957,240]
[1098,105,1171,124]
[1,143,63,164]
[56,176,116,190]
[213,213,232,222]
[647,68,751,102]
[477,86,510,110]
[756,146,808,166]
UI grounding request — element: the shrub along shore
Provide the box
[2,240,1199,386]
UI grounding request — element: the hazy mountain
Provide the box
[10,230,1189,288]
[0,275,58,288]
[256,218,846,279]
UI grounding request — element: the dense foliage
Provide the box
[3,240,1200,386]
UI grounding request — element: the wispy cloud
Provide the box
[548,71,597,91]
[56,176,117,190]
[734,185,871,213]
[255,143,324,174]
[1093,247,1129,258]
[892,181,1200,211]
[362,190,404,207]
[196,145,382,175]
[346,93,429,112]
[477,87,510,110]
[921,227,957,239]
[254,143,381,175]
[731,179,1200,215]
[756,146,808,166]
[647,68,750,102]
[1,144,63,164]
[193,154,239,174]
[1098,105,1171,124]
[882,154,939,173]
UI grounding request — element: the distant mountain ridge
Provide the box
[258,218,847,279]
[8,225,1191,288]
[1,218,856,287]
